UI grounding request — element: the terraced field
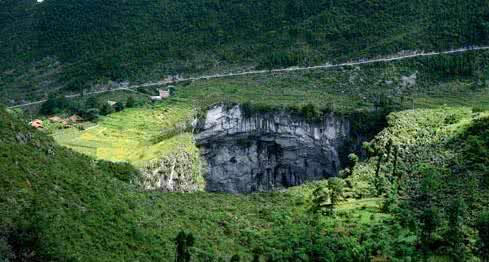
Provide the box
[52,101,194,167]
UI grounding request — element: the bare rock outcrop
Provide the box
[195,104,361,193]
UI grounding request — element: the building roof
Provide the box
[69,115,83,123]
[30,119,43,128]
[48,116,63,123]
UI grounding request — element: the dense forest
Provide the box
[1,0,489,90]
[1,0,489,260]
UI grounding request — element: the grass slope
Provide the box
[52,100,194,167]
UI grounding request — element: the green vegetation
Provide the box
[2,99,489,260]
[51,101,193,166]
[345,107,489,260]
[2,1,489,260]
[39,91,149,121]
[172,51,489,113]
[0,105,411,260]
[176,231,195,262]
[2,0,489,104]
[47,51,489,194]
[479,211,489,261]
[0,105,153,261]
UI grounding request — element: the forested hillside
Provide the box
[2,1,489,260]
[2,104,489,260]
[1,0,489,94]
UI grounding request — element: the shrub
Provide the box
[40,96,71,115]
[473,107,487,114]
[85,96,99,109]
[79,108,99,121]
[300,104,320,122]
[327,178,345,207]
[100,103,114,116]
[175,231,194,262]
[125,96,136,108]
[257,51,303,70]
[114,102,125,112]
[478,211,489,261]
[96,161,140,183]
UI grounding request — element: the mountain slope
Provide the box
[0,106,160,260]
[1,0,489,98]
[0,106,402,261]
[1,104,488,260]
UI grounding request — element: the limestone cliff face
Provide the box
[195,104,358,193]
[140,150,204,192]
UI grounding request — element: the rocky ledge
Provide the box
[195,104,361,193]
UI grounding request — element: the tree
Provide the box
[125,96,136,108]
[100,103,114,116]
[310,184,330,215]
[392,145,400,179]
[362,142,376,160]
[478,211,489,262]
[374,153,386,196]
[327,178,344,208]
[413,166,444,257]
[446,196,467,261]
[301,104,319,122]
[419,206,441,256]
[85,96,98,109]
[230,255,240,262]
[251,248,261,262]
[114,102,124,112]
[347,153,359,176]
[382,182,399,213]
[79,108,99,121]
[40,96,70,115]
[175,231,194,262]
[310,178,345,216]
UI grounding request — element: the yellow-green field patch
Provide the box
[52,101,195,167]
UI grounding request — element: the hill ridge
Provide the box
[8,45,489,109]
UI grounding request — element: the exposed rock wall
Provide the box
[140,149,204,192]
[195,104,360,193]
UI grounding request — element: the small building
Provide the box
[68,115,83,123]
[159,89,170,98]
[151,89,171,101]
[30,119,44,129]
[120,81,130,88]
[48,116,63,123]
[48,116,69,126]
[107,100,117,106]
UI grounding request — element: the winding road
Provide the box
[8,46,489,109]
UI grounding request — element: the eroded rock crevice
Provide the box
[195,104,364,193]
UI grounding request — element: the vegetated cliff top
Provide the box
[1,0,489,91]
[354,107,489,214]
